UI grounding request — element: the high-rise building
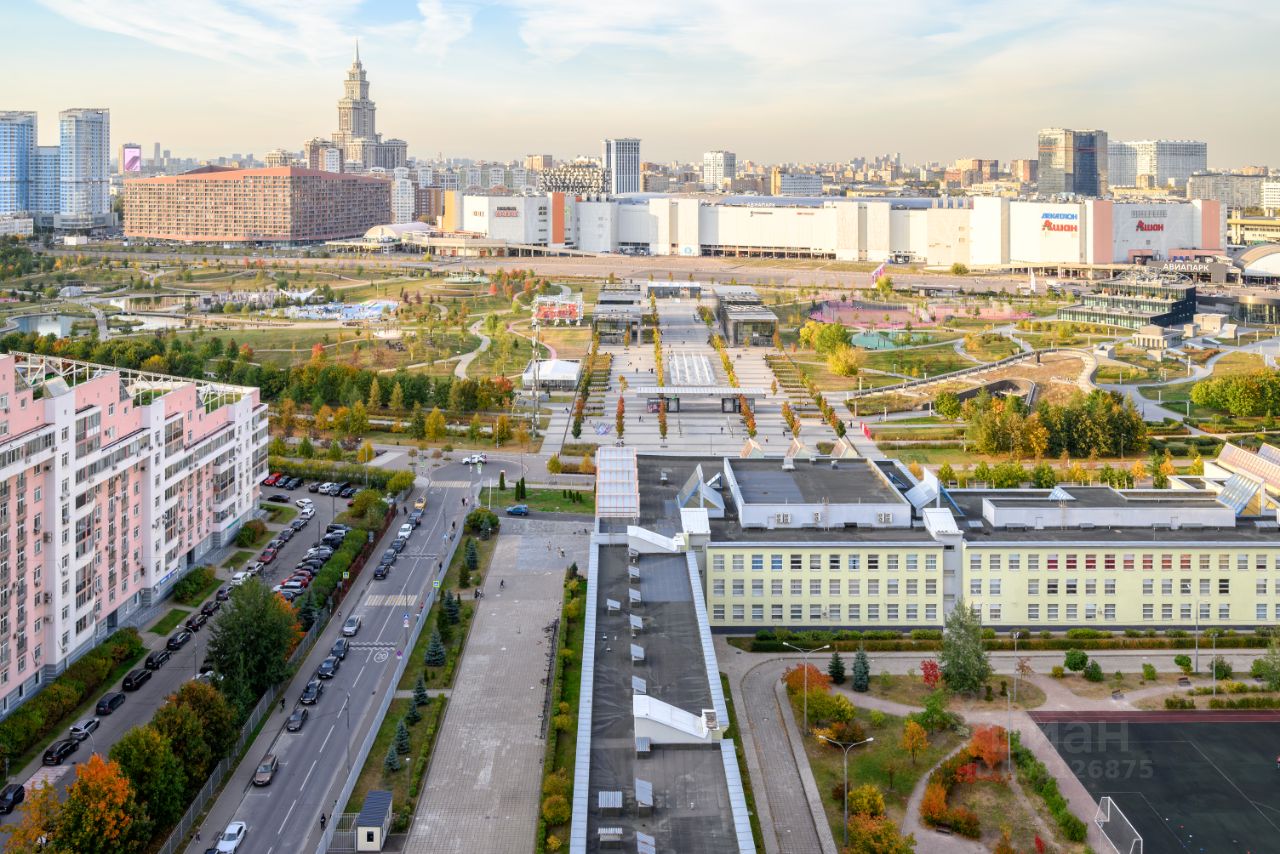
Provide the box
[31,146,59,218]
[539,162,607,195]
[701,150,737,189]
[391,167,414,223]
[0,112,37,213]
[1009,159,1038,184]
[1037,128,1108,197]
[326,44,407,170]
[603,137,640,194]
[152,142,161,169]
[57,109,111,228]
[0,351,264,720]
[124,166,391,242]
[1187,172,1268,211]
[769,167,823,196]
[264,149,292,168]
[524,154,553,171]
[1108,140,1207,188]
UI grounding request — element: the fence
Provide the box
[325,812,361,852]
[155,616,324,854]
[1094,796,1143,854]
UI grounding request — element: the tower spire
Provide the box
[354,39,360,64]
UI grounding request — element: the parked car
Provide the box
[289,518,307,532]
[122,669,152,691]
[95,692,126,715]
[308,481,321,493]
[262,473,280,486]
[43,738,79,766]
[286,707,308,731]
[216,820,247,853]
[331,637,350,660]
[200,599,221,617]
[252,754,279,786]
[317,656,340,679]
[462,453,488,465]
[378,548,396,568]
[326,523,351,534]
[166,630,192,651]
[185,612,208,632]
[145,648,171,670]
[373,562,390,580]
[259,548,278,564]
[300,679,324,705]
[306,546,334,557]
[276,528,293,543]
[286,477,303,490]
[267,538,285,551]
[69,717,100,742]
[267,493,289,503]
[296,498,314,510]
[414,495,427,510]
[0,782,24,814]
[230,571,249,587]
[390,537,408,553]
[335,481,352,495]
[339,485,357,498]
[398,523,413,539]
[505,504,530,516]
[216,586,231,601]
[342,615,362,637]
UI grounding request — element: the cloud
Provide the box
[414,0,473,58]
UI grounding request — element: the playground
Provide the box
[1034,710,1280,853]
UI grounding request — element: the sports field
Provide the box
[1035,710,1280,853]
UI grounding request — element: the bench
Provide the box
[933,825,954,836]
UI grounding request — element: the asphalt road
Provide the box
[190,459,512,854]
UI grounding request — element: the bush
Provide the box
[1050,665,1065,678]
[464,507,499,534]
[1165,696,1195,710]
[1174,654,1192,674]
[1142,663,1158,681]
[946,805,981,838]
[1064,649,1088,672]
[172,566,215,605]
[541,794,571,825]
[1083,660,1104,682]
[1065,628,1112,639]
[235,519,267,547]
[1212,656,1233,679]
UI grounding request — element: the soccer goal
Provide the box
[1094,796,1143,854]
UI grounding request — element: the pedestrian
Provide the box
[280,697,286,712]
[500,579,505,589]
[320,813,327,830]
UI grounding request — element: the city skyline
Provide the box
[16,1,1280,166]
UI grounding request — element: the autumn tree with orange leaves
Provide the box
[57,754,149,854]
[969,724,1009,771]
[783,663,832,695]
[0,780,60,852]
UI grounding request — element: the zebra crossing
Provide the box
[363,593,421,608]
[429,480,472,488]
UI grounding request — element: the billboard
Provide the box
[123,145,142,173]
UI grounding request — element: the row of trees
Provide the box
[934,450,1183,489]
[1190,369,1280,417]
[937,388,1147,459]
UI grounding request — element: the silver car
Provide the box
[342,615,361,637]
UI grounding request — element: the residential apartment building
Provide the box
[605,452,1280,635]
[0,108,114,230]
[0,353,265,718]
[1108,140,1207,189]
[769,168,823,196]
[123,165,391,243]
[603,137,641,194]
[1037,128,1108,196]
[701,150,737,189]
[1188,172,1267,211]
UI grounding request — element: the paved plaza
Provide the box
[404,518,588,854]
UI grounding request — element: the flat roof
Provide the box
[730,457,904,506]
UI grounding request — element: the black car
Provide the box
[200,599,221,617]
[289,518,307,532]
[390,537,407,553]
[307,482,321,493]
[42,738,79,766]
[298,558,327,569]
[215,586,231,602]
[0,783,24,814]
[300,679,324,705]
[317,656,340,679]
[326,523,351,534]
[340,485,358,498]
[145,648,171,670]
[122,669,152,691]
[378,548,396,567]
[267,493,290,503]
[408,509,424,527]
[286,707,308,732]
[330,637,349,660]
[335,482,352,495]
[373,562,389,579]
[166,630,192,651]
[267,538,285,551]
[95,692,126,715]
[185,612,208,632]
[276,528,294,543]
[287,477,303,489]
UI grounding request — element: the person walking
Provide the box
[320,813,327,830]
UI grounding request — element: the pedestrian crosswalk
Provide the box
[429,480,472,488]
[364,593,421,608]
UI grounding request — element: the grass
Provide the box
[793,694,961,834]
[720,674,766,851]
[858,676,1046,711]
[1052,670,1163,700]
[950,775,1085,853]
[497,487,594,514]
[791,357,900,392]
[863,343,972,378]
[343,695,447,820]
[148,607,192,636]
[222,550,254,569]
[396,533,496,691]
[262,503,298,525]
[962,334,1022,362]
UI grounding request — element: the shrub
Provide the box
[543,767,572,799]
[1174,654,1192,674]
[1050,665,1065,678]
[172,566,215,605]
[1142,663,1158,682]
[946,805,981,838]
[1083,660,1104,682]
[868,709,887,729]
[1212,656,1233,679]
[919,783,949,825]
[541,794,571,825]
[235,519,267,547]
[1165,696,1196,710]
[847,784,885,819]
[464,507,499,534]
[1063,649,1088,672]
[1065,628,1112,639]
[1208,696,1280,709]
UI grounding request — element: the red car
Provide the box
[262,473,280,486]
[259,548,277,564]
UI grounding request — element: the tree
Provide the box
[109,724,186,829]
[425,406,446,441]
[934,391,962,420]
[347,400,370,437]
[493,414,512,444]
[444,591,461,625]
[1251,636,1280,690]
[57,754,149,854]
[828,651,847,685]
[383,740,400,774]
[467,413,483,441]
[900,719,929,764]
[276,397,297,437]
[615,397,625,439]
[1212,655,1233,680]
[827,345,864,377]
[465,538,479,573]
[783,663,831,695]
[546,453,563,475]
[297,435,315,458]
[356,441,376,463]
[847,784,885,818]
[388,382,405,412]
[921,659,941,690]
[424,629,446,667]
[846,814,915,854]
[386,470,414,494]
[326,439,343,461]
[405,702,422,725]
[542,794,571,825]
[1064,649,1089,672]
[1083,660,1104,682]
[1,781,61,852]
[939,598,991,694]
[206,581,301,714]
[413,674,430,707]
[367,377,382,411]
[851,648,871,693]
[394,718,411,754]
[969,724,1009,770]
[154,680,237,789]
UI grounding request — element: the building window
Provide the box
[887,579,899,596]
[810,604,823,620]
[887,555,899,571]
[791,580,802,595]
[848,555,861,571]
[732,605,744,621]
[1219,604,1230,620]
[1161,554,1172,571]
[1143,604,1153,620]
[1201,578,1211,596]
[828,580,840,596]
[1104,554,1115,570]
[713,555,725,572]
[1066,578,1078,595]
[751,554,764,572]
[829,605,842,621]
[772,580,783,596]
[1162,579,1173,595]
[1047,604,1059,621]
[1104,579,1116,595]
[925,605,937,622]
[1181,604,1192,620]
[925,579,937,596]
[713,606,725,621]
[887,604,899,621]
[868,580,880,596]
[791,605,803,621]
[990,555,1002,571]
[1143,555,1153,571]
[970,554,982,571]
[1085,579,1096,595]
[809,555,821,571]
[1200,602,1210,620]
[1259,578,1269,595]
[1143,579,1153,595]
[988,604,1001,622]
[809,580,821,596]
[867,555,880,571]
[1028,579,1039,595]
[989,579,1001,596]
[1180,553,1192,570]
[1066,554,1077,571]
[713,580,725,596]
[906,579,918,596]
[731,580,744,596]
[1237,554,1248,571]
[790,554,802,571]
[1066,604,1078,621]
[1161,604,1172,621]
[1085,554,1095,570]
[1028,604,1040,620]
[906,604,918,621]
[771,605,783,621]
[906,554,918,571]
[848,579,860,596]
[868,604,880,621]
[970,578,982,596]
[1027,555,1040,571]
[925,555,937,571]
[1182,579,1192,594]
[1104,604,1116,621]
[1258,604,1268,621]
[771,554,783,572]
[1219,577,1230,594]
[751,605,763,621]
[1008,555,1020,571]
[1046,554,1059,571]
[850,604,861,621]
[732,555,744,572]
[752,580,763,597]
[829,554,841,572]
[1047,579,1059,595]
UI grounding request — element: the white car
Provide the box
[244,561,264,576]
[461,453,488,465]
[342,615,362,637]
[397,523,413,539]
[295,498,314,510]
[230,571,249,587]
[216,821,247,853]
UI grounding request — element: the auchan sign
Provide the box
[1042,212,1078,233]
[1136,220,1164,232]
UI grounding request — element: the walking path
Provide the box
[404,519,586,854]
[454,319,492,379]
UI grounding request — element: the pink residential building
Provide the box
[0,352,266,717]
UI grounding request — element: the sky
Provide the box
[10,0,1278,168]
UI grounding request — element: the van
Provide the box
[122,669,152,691]
[95,692,126,715]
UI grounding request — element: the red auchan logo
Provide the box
[1136,220,1163,232]
[1042,219,1078,233]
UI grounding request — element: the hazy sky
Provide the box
[13,1,1278,167]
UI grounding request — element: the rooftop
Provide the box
[730,457,904,506]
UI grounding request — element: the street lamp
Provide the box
[818,735,874,847]
[781,642,830,733]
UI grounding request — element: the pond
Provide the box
[849,330,917,350]
[110,314,187,333]
[10,314,85,336]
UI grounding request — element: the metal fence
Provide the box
[324,812,361,852]
[155,617,324,854]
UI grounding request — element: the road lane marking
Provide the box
[301,758,318,789]
[279,798,298,834]
[319,724,335,754]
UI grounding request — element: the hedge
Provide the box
[0,628,144,761]
[1010,732,1088,842]
[746,636,1274,653]
[1207,696,1280,709]
[267,456,408,490]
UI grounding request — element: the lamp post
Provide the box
[818,735,874,847]
[1212,631,1218,697]
[782,642,830,733]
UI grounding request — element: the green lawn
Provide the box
[497,487,594,515]
[863,343,972,378]
[262,503,298,525]
[222,550,254,569]
[962,334,1022,362]
[343,695,446,828]
[148,607,192,635]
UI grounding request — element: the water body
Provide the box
[11,314,82,336]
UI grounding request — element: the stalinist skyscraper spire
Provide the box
[310,44,407,171]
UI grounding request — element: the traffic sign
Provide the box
[433,579,441,589]
[403,614,410,629]
[342,571,350,580]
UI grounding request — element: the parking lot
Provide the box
[1035,710,1280,853]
